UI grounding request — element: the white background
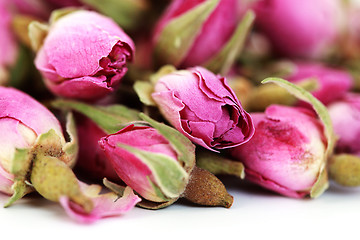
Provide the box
[0,177,359,239]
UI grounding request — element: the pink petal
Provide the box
[0,87,62,136]
[44,76,114,100]
[60,186,141,224]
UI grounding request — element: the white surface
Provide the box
[0,178,359,239]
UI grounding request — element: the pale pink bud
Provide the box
[328,93,360,156]
[0,86,63,195]
[229,105,327,198]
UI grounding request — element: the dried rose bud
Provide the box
[253,0,343,58]
[99,114,233,209]
[151,66,254,151]
[229,105,327,198]
[32,9,135,100]
[152,0,255,74]
[286,62,353,105]
[328,93,360,155]
[0,86,75,200]
[100,124,189,203]
[228,77,336,198]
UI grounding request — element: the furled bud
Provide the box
[31,9,135,100]
[229,78,336,198]
[229,105,327,198]
[328,93,360,155]
[99,114,233,208]
[153,0,254,74]
[252,0,343,58]
[286,62,353,105]
[0,86,74,201]
[151,66,254,151]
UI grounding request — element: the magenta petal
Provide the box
[44,76,114,100]
[60,186,141,224]
[152,67,254,151]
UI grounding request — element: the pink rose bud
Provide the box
[253,0,343,58]
[153,0,239,67]
[0,0,18,84]
[33,10,135,100]
[76,116,120,182]
[152,66,254,151]
[100,115,234,209]
[328,93,360,156]
[286,62,353,105]
[229,105,327,198]
[99,124,191,203]
[0,86,64,195]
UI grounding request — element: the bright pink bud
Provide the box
[76,117,120,182]
[153,0,238,67]
[99,124,189,203]
[253,0,342,58]
[152,66,254,151]
[35,10,135,100]
[0,86,62,195]
[286,62,353,105]
[328,93,360,156]
[229,105,327,198]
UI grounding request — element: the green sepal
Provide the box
[4,148,34,207]
[62,112,78,168]
[154,0,219,66]
[204,10,255,75]
[262,77,336,198]
[103,178,177,210]
[28,20,49,51]
[10,148,32,177]
[133,81,156,106]
[35,129,64,157]
[134,65,177,106]
[117,143,189,200]
[140,113,196,173]
[247,78,319,112]
[196,150,245,179]
[137,197,178,210]
[30,154,93,213]
[49,7,79,25]
[80,0,148,30]
[51,99,141,134]
[4,181,29,208]
[310,168,329,198]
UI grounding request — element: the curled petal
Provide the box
[60,185,141,224]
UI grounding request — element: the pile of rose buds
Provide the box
[1,0,360,224]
